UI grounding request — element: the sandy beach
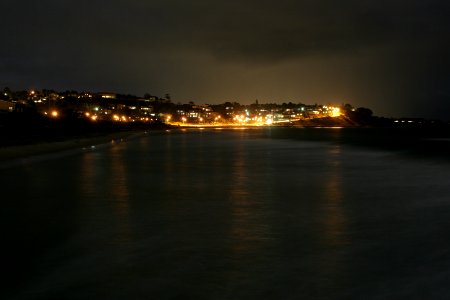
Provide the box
[0,130,147,164]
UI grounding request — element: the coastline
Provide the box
[0,130,147,164]
[2,115,449,165]
[0,112,173,163]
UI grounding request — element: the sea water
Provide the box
[2,127,450,299]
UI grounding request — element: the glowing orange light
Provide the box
[331,107,341,117]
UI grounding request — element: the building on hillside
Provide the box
[0,100,15,112]
[98,92,117,99]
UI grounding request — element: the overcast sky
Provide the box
[1,0,450,119]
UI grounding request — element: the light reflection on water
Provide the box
[229,140,272,257]
[80,145,132,245]
[323,144,348,247]
[318,144,351,291]
[3,128,450,299]
[108,145,132,244]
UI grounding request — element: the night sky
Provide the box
[1,0,450,119]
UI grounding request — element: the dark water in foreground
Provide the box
[2,127,450,299]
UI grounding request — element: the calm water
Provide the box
[2,128,450,299]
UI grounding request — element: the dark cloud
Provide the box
[151,1,450,61]
[1,0,450,118]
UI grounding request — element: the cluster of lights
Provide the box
[112,114,127,121]
[323,106,341,117]
[43,110,59,117]
[38,96,342,126]
[41,109,156,123]
[85,112,98,121]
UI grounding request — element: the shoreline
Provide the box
[0,130,147,164]
[2,122,450,166]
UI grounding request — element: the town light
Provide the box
[331,107,341,117]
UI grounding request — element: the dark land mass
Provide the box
[0,112,169,147]
[0,112,170,161]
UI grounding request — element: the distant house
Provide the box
[0,100,15,112]
[98,92,117,99]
